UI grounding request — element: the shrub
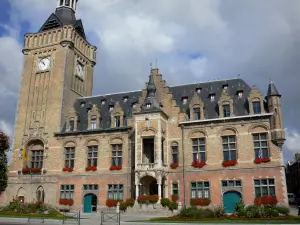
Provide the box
[235,199,245,213]
[190,198,211,206]
[246,205,261,218]
[168,201,178,211]
[276,205,290,215]
[212,205,225,217]
[119,202,128,212]
[179,206,215,219]
[149,195,159,204]
[180,206,198,218]
[161,198,171,208]
[125,198,135,208]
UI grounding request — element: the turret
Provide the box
[267,80,285,147]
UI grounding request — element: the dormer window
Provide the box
[101,99,106,105]
[69,120,74,131]
[80,102,85,107]
[146,103,151,108]
[210,94,215,101]
[253,101,261,114]
[182,97,188,104]
[196,88,201,94]
[109,105,114,111]
[132,103,137,109]
[193,108,201,120]
[87,108,91,113]
[223,84,228,90]
[123,97,129,103]
[237,91,243,98]
[223,104,230,117]
[114,116,121,128]
[91,118,97,129]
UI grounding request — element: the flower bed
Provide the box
[171,195,179,202]
[254,157,270,164]
[62,167,73,172]
[22,168,41,174]
[190,198,211,206]
[191,161,206,168]
[59,198,74,206]
[254,195,277,206]
[137,195,159,204]
[222,160,237,167]
[85,166,97,171]
[109,165,122,171]
[106,199,123,207]
[170,163,179,169]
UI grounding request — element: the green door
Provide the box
[84,194,92,213]
[223,191,241,213]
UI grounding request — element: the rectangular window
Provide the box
[172,183,179,195]
[65,0,70,6]
[65,147,75,168]
[114,116,121,127]
[91,119,97,129]
[254,178,275,197]
[87,146,98,167]
[60,184,74,199]
[253,102,261,114]
[193,108,201,120]
[222,180,242,187]
[83,184,98,191]
[253,133,269,158]
[112,144,122,166]
[223,104,230,117]
[222,136,237,161]
[191,181,210,199]
[192,138,206,162]
[172,146,179,164]
[31,150,44,168]
[69,120,74,131]
[107,184,123,200]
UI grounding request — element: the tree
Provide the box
[0,132,10,192]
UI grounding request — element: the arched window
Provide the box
[36,186,45,203]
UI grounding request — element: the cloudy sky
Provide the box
[0,0,299,162]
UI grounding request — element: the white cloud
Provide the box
[285,129,300,155]
[0,120,13,137]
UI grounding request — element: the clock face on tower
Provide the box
[76,62,84,78]
[38,57,50,71]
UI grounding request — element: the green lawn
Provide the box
[0,212,66,220]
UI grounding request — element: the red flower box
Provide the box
[254,157,271,164]
[62,167,73,172]
[59,198,74,206]
[171,194,179,202]
[170,163,179,169]
[192,161,206,168]
[22,168,41,174]
[85,166,97,171]
[222,160,237,167]
[137,195,159,204]
[254,195,277,206]
[106,199,123,207]
[190,198,211,206]
[109,165,122,171]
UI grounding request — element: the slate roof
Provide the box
[39,7,86,39]
[267,82,281,97]
[65,78,264,132]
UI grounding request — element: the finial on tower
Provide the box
[57,0,78,12]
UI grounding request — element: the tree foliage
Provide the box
[0,132,10,192]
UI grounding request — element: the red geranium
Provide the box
[62,167,73,172]
[109,165,122,171]
[190,198,211,206]
[222,160,237,167]
[59,198,74,206]
[192,161,206,168]
[106,199,123,207]
[254,195,277,206]
[254,157,271,164]
[137,195,159,204]
[85,166,97,171]
[171,194,179,202]
[170,163,179,169]
[22,168,41,174]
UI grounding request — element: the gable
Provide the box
[39,13,62,32]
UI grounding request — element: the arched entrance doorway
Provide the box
[140,176,158,196]
[83,194,97,213]
[223,191,242,213]
[36,186,45,203]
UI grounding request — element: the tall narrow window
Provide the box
[91,118,97,129]
[87,146,98,167]
[107,184,123,200]
[65,147,75,168]
[254,178,275,197]
[65,0,70,6]
[31,150,44,168]
[193,107,201,120]
[223,104,230,117]
[112,144,122,166]
[192,138,206,162]
[191,181,210,199]
[222,136,237,160]
[172,183,179,195]
[60,0,64,6]
[172,146,179,164]
[253,101,261,114]
[60,184,74,199]
[69,120,74,131]
[253,133,269,158]
[114,116,121,127]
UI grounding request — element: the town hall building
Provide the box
[1,0,288,213]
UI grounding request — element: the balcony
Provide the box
[136,163,157,170]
